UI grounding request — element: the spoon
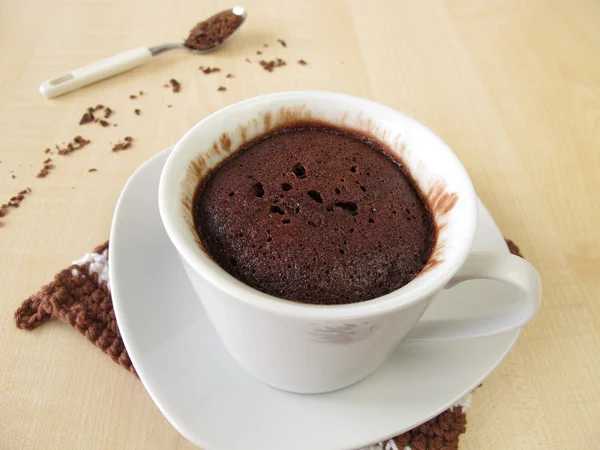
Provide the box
[39,7,247,99]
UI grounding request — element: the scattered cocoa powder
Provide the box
[0,187,31,226]
[184,10,244,52]
[134,109,141,115]
[112,136,133,152]
[217,86,226,91]
[0,187,31,223]
[56,136,91,156]
[259,58,286,72]
[167,105,172,108]
[298,59,308,65]
[88,168,97,173]
[277,38,287,48]
[256,50,262,55]
[79,112,93,125]
[80,106,114,126]
[169,79,181,93]
[226,73,234,78]
[199,66,221,75]
[245,58,251,63]
[36,159,55,178]
[199,66,221,74]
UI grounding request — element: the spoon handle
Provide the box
[39,47,153,99]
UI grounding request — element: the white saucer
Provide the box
[110,149,520,450]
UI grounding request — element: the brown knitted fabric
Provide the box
[14,239,524,449]
[14,241,135,375]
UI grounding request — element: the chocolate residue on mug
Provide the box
[417,181,459,274]
[219,133,232,153]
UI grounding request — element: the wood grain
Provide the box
[1,0,599,448]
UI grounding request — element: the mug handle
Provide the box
[405,252,541,341]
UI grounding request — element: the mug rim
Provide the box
[158,90,478,320]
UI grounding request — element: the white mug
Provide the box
[158,91,541,394]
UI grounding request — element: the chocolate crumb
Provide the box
[169,78,181,93]
[95,104,104,110]
[104,107,113,119]
[56,136,91,156]
[134,109,141,115]
[99,120,110,127]
[226,73,234,78]
[298,59,308,65]
[245,58,251,63]
[36,159,55,178]
[79,112,94,125]
[259,58,286,72]
[129,94,137,99]
[44,148,51,154]
[217,86,227,91]
[139,90,144,95]
[277,38,287,48]
[263,43,269,48]
[112,136,134,152]
[11,175,15,179]
[88,168,97,173]
[256,50,262,55]
[199,66,221,74]
[163,84,169,88]
[167,105,172,108]
[43,158,52,164]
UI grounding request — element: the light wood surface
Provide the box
[2,0,599,448]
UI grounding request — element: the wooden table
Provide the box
[2,1,599,448]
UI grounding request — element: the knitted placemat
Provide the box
[14,239,523,450]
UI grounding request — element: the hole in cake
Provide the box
[350,166,357,173]
[339,249,345,255]
[334,188,341,194]
[270,206,285,215]
[282,218,291,224]
[253,183,264,198]
[282,183,292,191]
[292,163,306,179]
[360,185,367,192]
[307,190,323,203]
[368,217,375,223]
[228,192,235,197]
[335,201,358,214]
[229,258,237,266]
